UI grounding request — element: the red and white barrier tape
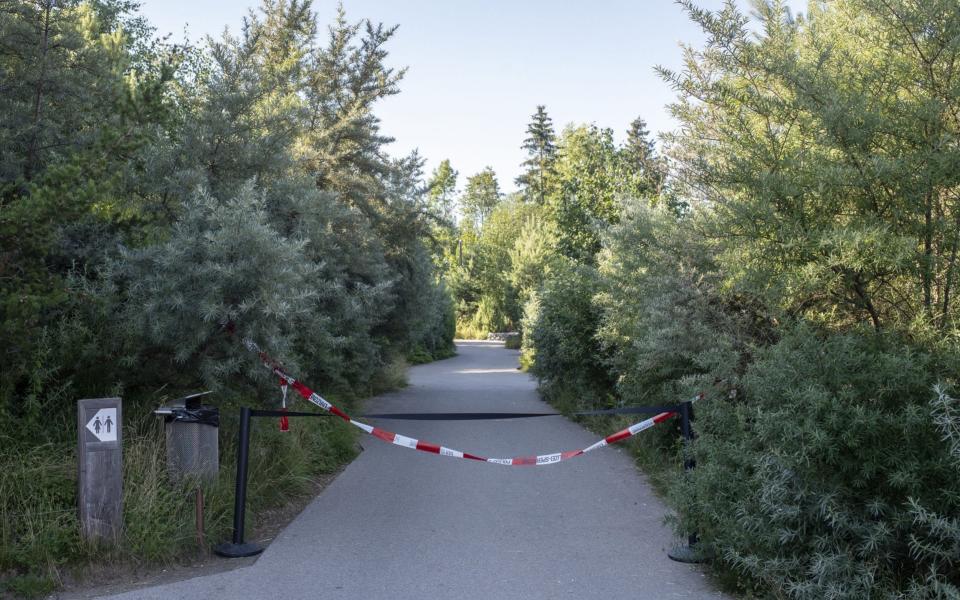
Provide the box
[245,339,689,467]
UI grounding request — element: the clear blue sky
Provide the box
[139,0,806,193]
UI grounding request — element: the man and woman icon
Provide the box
[93,414,113,434]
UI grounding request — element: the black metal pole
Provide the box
[214,407,264,558]
[232,406,251,544]
[680,401,698,549]
[668,400,708,563]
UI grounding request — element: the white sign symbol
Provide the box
[86,408,117,442]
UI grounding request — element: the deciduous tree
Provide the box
[460,167,501,229]
[426,158,458,222]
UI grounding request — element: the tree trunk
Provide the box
[941,209,960,329]
[25,0,53,182]
[923,189,933,316]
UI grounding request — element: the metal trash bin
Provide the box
[155,392,219,483]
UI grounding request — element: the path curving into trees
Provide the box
[100,341,726,600]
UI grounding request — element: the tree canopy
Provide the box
[0,0,455,443]
[460,167,501,230]
[515,104,557,204]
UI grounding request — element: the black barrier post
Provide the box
[668,400,710,563]
[214,407,331,559]
[214,407,264,558]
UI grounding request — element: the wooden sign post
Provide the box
[77,397,123,542]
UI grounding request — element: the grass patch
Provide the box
[369,352,409,394]
[540,385,683,494]
[0,573,57,599]
[0,396,362,597]
[454,321,488,340]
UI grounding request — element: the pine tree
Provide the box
[0,0,175,413]
[0,0,143,183]
[622,116,664,197]
[624,117,654,167]
[515,105,557,204]
[298,5,405,216]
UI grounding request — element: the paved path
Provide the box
[101,341,726,600]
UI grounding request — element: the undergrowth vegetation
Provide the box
[0,0,451,594]
[0,406,360,597]
[453,2,960,598]
[523,3,960,597]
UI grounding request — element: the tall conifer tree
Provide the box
[622,116,664,197]
[515,105,556,204]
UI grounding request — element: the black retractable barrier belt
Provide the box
[249,409,333,418]
[247,407,679,421]
[359,406,679,420]
[360,412,562,420]
[574,405,678,416]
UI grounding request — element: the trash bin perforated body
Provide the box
[163,405,219,483]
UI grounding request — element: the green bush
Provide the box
[518,293,540,371]
[527,260,613,411]
[455,320,489,340]
[394,247,457,363]
[115,185,321,392]
[672,327,960,598]
[527,195,960,598]
[595,200,746,409]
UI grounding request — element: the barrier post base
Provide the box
[213,542,264,558]
[667,542,712,564]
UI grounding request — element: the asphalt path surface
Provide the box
[99,341,727,600]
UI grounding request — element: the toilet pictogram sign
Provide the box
[86,408,117,442]
[77,397,122,542]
